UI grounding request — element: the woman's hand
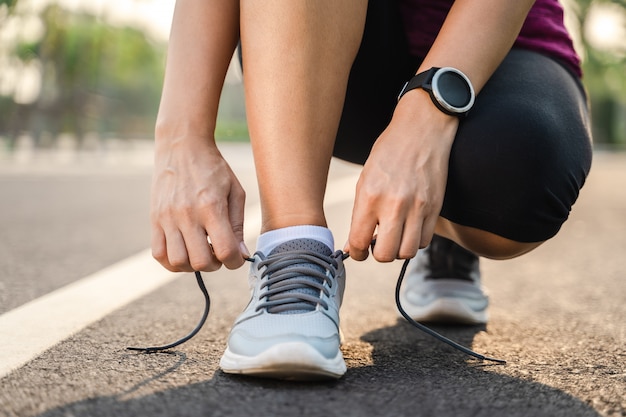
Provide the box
[151,137,248,272]
[346,90,459,262]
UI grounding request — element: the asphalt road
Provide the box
[0,143,624,417]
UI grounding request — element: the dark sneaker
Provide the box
[399,235,488,324]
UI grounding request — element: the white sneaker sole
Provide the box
[400,280,488,325]
[220,341,346,380]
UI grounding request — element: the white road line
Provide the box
[0,173,359,379]
[0,249,176,378]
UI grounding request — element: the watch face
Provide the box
[432,68,475,114]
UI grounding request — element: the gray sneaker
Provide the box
[400,235,488,324]
[220,239,346,380]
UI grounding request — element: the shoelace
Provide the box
[254,250,342,313]
[127,270,210,354]
[128,251,506,364]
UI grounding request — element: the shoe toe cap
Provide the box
[227,312,341,359]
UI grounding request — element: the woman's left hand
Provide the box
[345,89,459,262]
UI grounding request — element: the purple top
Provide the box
[398,0,582,77]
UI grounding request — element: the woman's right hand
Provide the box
[150,136,248,273]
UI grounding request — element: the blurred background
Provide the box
[0,0,246,152]
[0,0,624,150]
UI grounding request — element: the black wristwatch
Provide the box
[397,67,475,117]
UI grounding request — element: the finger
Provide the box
[151,226,181,272]
[419,213,438,249]
[224,183,248,268]
[207,226,243,270]
[397,224,421,260]
[203,201,245,270]
[371,221,404,263]
[347,208,377,262]
[164,228,194,272]
[396,210,424,259]
[181,226,222,272]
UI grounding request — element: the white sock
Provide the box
[256,225,334,254]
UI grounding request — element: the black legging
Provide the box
[333,0,593,243]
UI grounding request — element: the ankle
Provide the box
[257,225,334,254]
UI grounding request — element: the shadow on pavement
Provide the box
[36,321,600,417]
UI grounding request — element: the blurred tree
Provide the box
[571,0,626,144]
[1,2,165,147]
[0,0,18,14]
[1,0,625,146]
[0,0,17,17]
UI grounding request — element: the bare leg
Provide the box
[435,218,544,260]
[240,0,367,233]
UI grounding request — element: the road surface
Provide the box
[0,142,623,417]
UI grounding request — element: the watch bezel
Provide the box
[430,67,475,116]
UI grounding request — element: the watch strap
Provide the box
[397,67,440,101]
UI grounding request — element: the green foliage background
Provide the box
[570,0,626,145]
[0,0,625,147]
[0,1,165,146]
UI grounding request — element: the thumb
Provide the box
[228,184,249,259]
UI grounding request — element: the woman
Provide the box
[150,0,592,379]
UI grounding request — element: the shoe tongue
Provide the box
[269,238,332,257]
[267,238,332,315]
[427,236,478,282]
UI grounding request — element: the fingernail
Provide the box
[342,240,350,253]
[239,241,251,258]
